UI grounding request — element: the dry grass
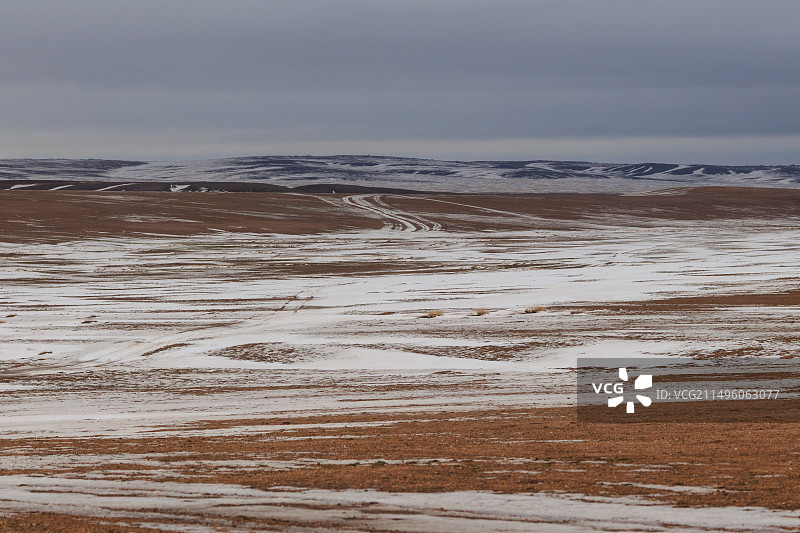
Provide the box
[420,309,444,319]
[475,308,489,316]
[140,343,190,358]
[524,306,546,314]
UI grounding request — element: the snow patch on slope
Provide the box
[1,156,798,193]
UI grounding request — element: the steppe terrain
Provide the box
[1,188,800,531]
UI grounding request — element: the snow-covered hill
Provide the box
[1,155,798,193]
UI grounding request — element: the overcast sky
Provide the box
[1,0,798,164]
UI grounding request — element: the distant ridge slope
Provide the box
[1,156,798,193]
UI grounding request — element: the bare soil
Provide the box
[3,407,800,510]
[2,187,799,242]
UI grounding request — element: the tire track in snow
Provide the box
[395,195,544,221]
[21,287,328,372]
[109,288,323,364]
[341,194,441,231]
[393,195,600,230]
[371,195,442,231]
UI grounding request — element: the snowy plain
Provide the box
[1,191,799,531]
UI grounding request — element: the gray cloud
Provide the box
[1,0,798,163]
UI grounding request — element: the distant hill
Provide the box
[1,155,798,193]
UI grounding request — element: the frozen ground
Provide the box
[1,191,799,530]
[2,212,797,376]
[1,476,798,533]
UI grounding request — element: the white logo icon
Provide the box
[608,367,652,413]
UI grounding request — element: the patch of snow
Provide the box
[0,476,798,532]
